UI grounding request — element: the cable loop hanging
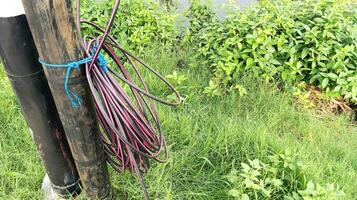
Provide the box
[76,0,182,199]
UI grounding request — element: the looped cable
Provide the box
[76,0,182,199]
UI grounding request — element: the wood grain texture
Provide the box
[21,0,112,199]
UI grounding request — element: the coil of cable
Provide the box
[76,0,182,199]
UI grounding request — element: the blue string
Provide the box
[39,48,109,108]
[91,46,109,73]
[39,57,93,108]
[97,53,109,73]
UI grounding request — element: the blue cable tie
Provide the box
[38,56,93,108]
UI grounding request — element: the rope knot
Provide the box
[68,62,80,69]
[38,56,93,109]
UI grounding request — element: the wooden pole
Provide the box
[21,0,112,199]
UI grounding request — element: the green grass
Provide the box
[0,66,44,199]
[0,45,356,200]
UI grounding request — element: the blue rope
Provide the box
[39,49,109,108]
[39,57,93,108]
[91,46,109,73]
[97,53,109,73]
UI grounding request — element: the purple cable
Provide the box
[76,1,182,199]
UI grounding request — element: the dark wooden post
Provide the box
[0,13,81,198]
[21,0,112,199]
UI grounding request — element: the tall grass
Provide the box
[0,67,43,199]
[0,44,356,199]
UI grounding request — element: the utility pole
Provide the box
[21,0,112,199]
[0,2,80,198]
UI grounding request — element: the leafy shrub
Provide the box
[183,0,219,45]
[81,0,177,53]
[185,0,357,103]
[294,181,345,200]
[226,150,344,200]
[166,70,187,85]
[82,0,357,103]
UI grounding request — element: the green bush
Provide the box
[185,0,357,103]
[81,0,177,53]
[81,0,356,102]
[226,150,345,200]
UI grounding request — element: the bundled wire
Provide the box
[76,0,181,199]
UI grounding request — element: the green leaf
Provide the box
[271,59,281,65]
[322,78,329,89]
[327,73,338,79]
[228,189,241,197]
[227,169,239,183]
[246,58,254,67]
[313,17,325,23]
[241,194,250,200]
[271,178,283,187]
[301,48,309,59]
[249,159,261,169]
[241,163,251,172]
[307,181,315,189]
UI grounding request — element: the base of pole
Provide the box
[41,174,64,200]
[41,174,81,200]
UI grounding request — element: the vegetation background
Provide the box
[0,0,356,199]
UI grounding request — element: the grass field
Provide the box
[1,45,356,200]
